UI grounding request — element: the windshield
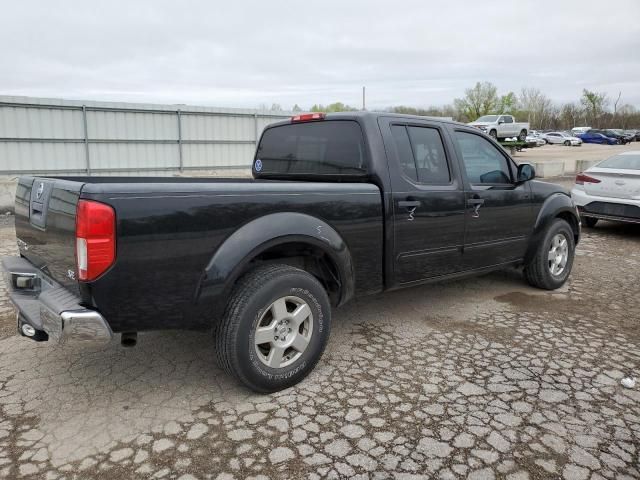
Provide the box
[476,115,499,122]
[598,154,640,170]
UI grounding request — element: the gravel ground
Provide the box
[0,208,638,479]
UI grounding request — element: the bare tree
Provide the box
[617,104,637,129]
[519,88,552,129]
[614,91,622,115]
[560,102,584,129]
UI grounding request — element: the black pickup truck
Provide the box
[3,112,580,392]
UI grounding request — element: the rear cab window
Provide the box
[254,120,367,177]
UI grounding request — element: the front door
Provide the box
[450,129,534,268]
[379,118,466,285]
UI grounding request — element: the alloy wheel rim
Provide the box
[253,296,313,369]
[548,233,569,276]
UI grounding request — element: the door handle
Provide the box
[468,197,485,218]
[398,200,420,208]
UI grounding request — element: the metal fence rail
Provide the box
[0,96,291,176]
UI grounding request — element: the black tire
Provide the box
[524,218,575,290]
[564,140,571,146]
[215,264,331,393]
[518,130,527,142]
[489,129,498,139]
[582,216,598,228]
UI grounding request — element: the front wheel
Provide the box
[564,140,571,146]
[524,219,575,290]
[489,129,498,140]
[215,264,331,393]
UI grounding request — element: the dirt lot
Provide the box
[0,200,639,479]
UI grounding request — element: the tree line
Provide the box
[282,81,640,130]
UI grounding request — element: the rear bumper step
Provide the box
[2,256,113,344]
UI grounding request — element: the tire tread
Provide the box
[215,264,327,392]
[524,218,574,290]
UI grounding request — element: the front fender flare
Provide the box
[525,193,579,262]
[198,212,355,309]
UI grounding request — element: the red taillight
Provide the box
[575,173,601,185]
[291,112,325,123]
[76,200,115,281]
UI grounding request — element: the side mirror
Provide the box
[498,120,505,125]
[517,163,536,183]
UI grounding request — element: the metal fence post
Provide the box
[82,105,91,175]
[177,109,183,173]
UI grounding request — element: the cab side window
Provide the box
[454,131,512,185]
[502,116,513,124]
[391,125,451,184]
[390,125,418,182]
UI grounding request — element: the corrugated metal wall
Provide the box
[0,96,291,175]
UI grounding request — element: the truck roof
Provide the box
[265,111,464,129]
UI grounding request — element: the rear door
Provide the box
[500,115,516,137]
[449,128,534,268]
[14,177,82,293]
[379,117,466,284]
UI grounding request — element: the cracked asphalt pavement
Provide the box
[0,214,638,479]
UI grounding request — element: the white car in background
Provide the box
[572,151,640,227]
[526,133,546,147]
[543,131,583,146]
[571,127,591,137]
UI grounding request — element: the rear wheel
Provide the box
[215,264,331,393]
[582,216,598,228]
[524,219,575,290]
[518,130,527,142]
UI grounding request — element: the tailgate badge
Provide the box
[36,182,44,199]
[67,269,76,280]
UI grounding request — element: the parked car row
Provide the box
[525,130,582,147]
[467,114,640,148]
[571,127,639,145]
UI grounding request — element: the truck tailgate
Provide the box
[14,176,83,294]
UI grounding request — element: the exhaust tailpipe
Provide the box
[121,332,137,347]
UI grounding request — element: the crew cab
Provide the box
[468,115,530,141]
[3,112,580,392]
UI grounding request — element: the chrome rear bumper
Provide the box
[2,256,113,344]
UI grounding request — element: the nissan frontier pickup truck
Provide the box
[3,112,580,392]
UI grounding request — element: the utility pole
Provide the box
[362,86,366,111]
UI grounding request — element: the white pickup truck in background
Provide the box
[468,115,529,141]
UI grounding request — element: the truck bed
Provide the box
[14,176,384,333]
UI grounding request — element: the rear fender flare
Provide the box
[525,193,579,262]
[198,212,354,308]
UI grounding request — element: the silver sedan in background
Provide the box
[571,151,640,227]
[543,131,583,146]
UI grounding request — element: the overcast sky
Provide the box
[2,0,639,110]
